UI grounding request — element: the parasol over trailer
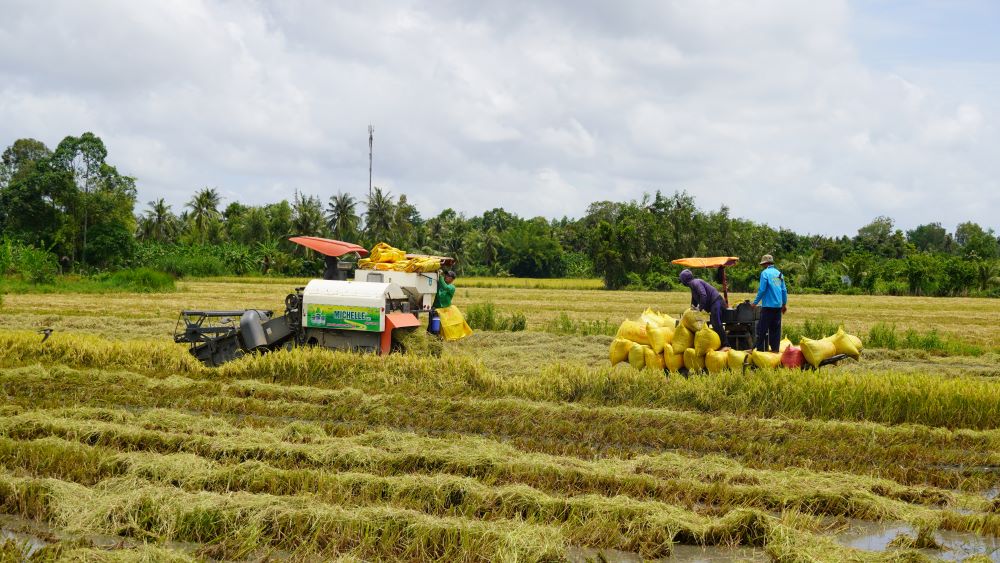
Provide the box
[671,256,740,305]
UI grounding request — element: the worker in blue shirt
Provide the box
[751,254,788,352]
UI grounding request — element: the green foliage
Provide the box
[14,244,58,284]
[465,302,527,332]
[105,268,175,292]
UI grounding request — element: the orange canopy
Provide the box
[289,237,369,257]
[671,256,740,268]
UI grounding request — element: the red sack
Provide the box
[781,345,804,369]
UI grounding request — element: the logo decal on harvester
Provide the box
[305,304,381,331]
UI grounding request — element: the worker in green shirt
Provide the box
[428,270,457,335]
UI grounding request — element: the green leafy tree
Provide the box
[907,222,954,253]
[498,218,565,278]
[955,222,998,259]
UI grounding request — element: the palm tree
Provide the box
[787,249,823,288]
[141,198,178,243]
[326,192,359,241]
[291,191,328,241]
[976,261,1000,291]
[364,187,395,244]
[185,188,221,244]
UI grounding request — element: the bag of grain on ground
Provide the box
[671,324,693,351]
[750,349,782,369]
[628,344,648,370]
[616,320,650,346]
[644,346,665,370]
[694,323,721,356]
[665,350,685,373]
[800,337,837,368]
[683,348,705,372]
[705,350,728,373]
[647,323,675,355]
[727,349,749,371]
[609,338,635,365]
[681,308,708,333]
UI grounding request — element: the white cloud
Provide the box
[0,0,997,236]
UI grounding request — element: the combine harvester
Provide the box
[174,237,453,366]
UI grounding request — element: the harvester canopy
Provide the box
[289,236,369,257]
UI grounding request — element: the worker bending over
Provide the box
[678,269,728,349]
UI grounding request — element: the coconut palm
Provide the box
[291,191,328,239]
[140,198,178,243]
[326,192,360,241]
[185,188,221,244]
[787,249,823,288]
[364,187,395,244]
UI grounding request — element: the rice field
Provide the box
[1,279,1000,561]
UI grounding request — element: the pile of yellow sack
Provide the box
[357,242,440,273]
[610,307,726,373]
[611,309,863,373]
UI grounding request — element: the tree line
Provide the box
[2,133,998,296]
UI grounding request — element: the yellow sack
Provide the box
[647,323,675,355]
[417,258,441,273]
[727,350,749,371]
[751,350,782,369]
[779,338,792,353]
[848,333,863,352]
[641,308,675,329]
[370,242,406,263]
[357,258,372,269]
[681,308,708,333]
[829,328,861,360]
[628,345,647,370]
[683,348,705,372]
[616,320,650,346]
[609,338,634,365]
[800,337,837,368]
[436,306,473,342]
[644,347,665,371]
[672,324,693,351]
[705,350,729,374]
[694,324,721,356]
[665,351,685,373]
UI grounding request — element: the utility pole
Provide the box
[368,124,374,201]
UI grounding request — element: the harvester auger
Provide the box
[174,237,453,367]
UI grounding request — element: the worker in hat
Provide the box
[678,269,729,349]
[751,254,787,352]
[428,270,457,335]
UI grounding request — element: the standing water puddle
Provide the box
[834,520,1000,561]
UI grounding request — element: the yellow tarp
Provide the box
[436,306,473,342]
[370,242,406,263]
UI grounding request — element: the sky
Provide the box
[1,0,998,237]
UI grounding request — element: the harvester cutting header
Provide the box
[174,238,456,366]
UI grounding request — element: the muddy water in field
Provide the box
[834,520,1000,561]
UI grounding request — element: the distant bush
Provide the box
[106,268,175,292]
[153,253,228,278]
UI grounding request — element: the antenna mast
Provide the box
[368,124,374,201]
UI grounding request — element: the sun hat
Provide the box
[759,254,774,266]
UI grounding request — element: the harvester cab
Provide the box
[671,256,759,351]
[174,237,454,366]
